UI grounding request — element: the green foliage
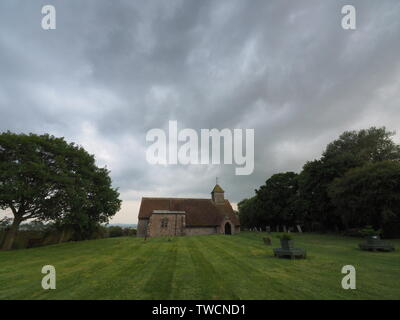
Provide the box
[108,226,124,238]
[255,172,301,227]
[239,172,303,229]
[237,197,259,228]
[107,226,137,238]
[277,233,293,240]
[360,226,381,238]
[1,222,136,249]
[328,161,400,232]
[298,159,341,230]
[238,127,400,233]
[0,132,122,249]
[123,228,137,236]
[323,127,400,163]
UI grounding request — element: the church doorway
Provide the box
[224,222,232,235]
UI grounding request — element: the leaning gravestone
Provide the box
[296,225,303,233]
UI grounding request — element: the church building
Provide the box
[137,184,240,237]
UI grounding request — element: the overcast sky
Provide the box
[1,0,400,224]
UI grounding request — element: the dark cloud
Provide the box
[1,0,400,223]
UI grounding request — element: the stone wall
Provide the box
[138,216,240,238]
[185,227,217,236]
[218,219,237,235]
[148,213,186,237]
[212,192,225,204]
[137,219,149,237]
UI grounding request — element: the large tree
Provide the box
[323,127,400,163]
[238,172,305,230]
[255,172,300,228]
[298,127,400,231]
[0,132,121,250]
[298,159,343,230]
[328,161,400,233]
[237,197,260,229]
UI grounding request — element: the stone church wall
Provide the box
[148,213,186,237]
[185,227,217,236]
[137,219,149,237]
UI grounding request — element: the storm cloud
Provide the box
[1,0,400,223]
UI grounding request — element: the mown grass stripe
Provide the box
[0,233,399,300]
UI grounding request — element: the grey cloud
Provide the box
[1,0,400,223]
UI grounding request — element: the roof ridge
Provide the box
[138,196,239,226]
[142,197,213,200]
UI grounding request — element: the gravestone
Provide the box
[273,237,307,259]
[266,226,271,234]
[296,225,303,233]
[283,225,287,233]
[276,225,280,232]
[359,236,395,252]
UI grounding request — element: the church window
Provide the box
[161,217,168,228]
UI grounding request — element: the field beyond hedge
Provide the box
[0,232,399,300]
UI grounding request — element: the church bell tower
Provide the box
[211,183,225,205]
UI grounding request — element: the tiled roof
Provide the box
[211,184,224,193]
[138,197,239,227]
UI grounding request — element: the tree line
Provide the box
[238,127,400,238]
[0,220,136,249]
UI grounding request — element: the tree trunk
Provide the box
[1,217,22,250]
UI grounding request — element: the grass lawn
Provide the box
[0,232,399,300]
